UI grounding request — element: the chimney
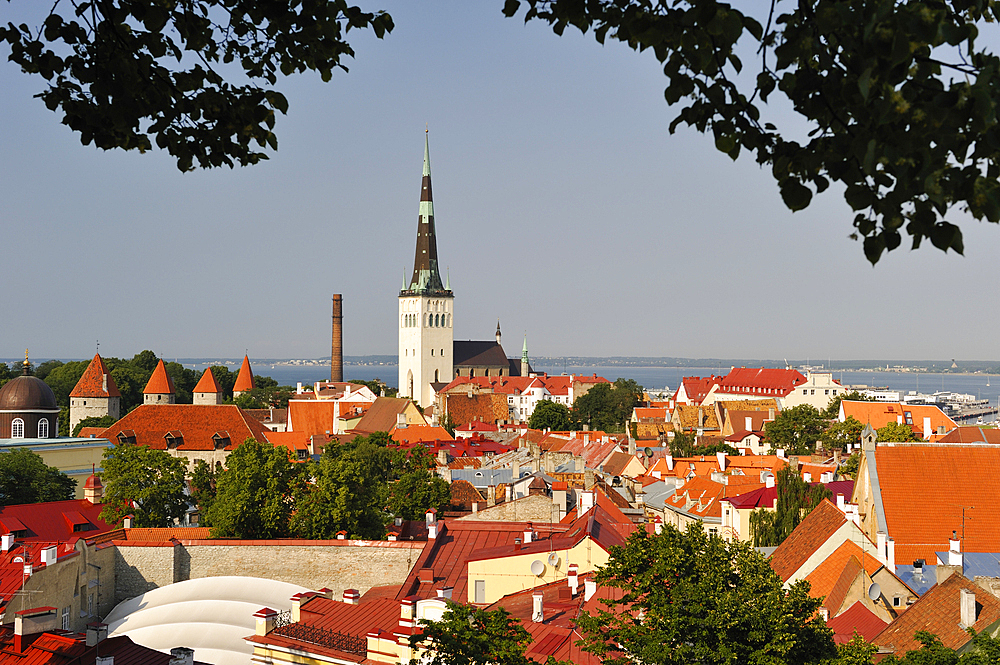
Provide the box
[922,416,932,440]
[512,460,520,480]
[523,524,533,544]
[436,586,453,600]
[531,591,544,623]
[514,537,522,551]
[765,474,775,489]
[665,454,674,471]
[877,532,887,564]
[40,546,57,566]
[580,490,595,515]
[2,533,13,552]
[960,588,977,628]
[949,531,963,567]
[399,597,416,631]
[319,587,334,599]
[836,493,845,511]
[86,622,108,647]
[584,579,597,602]
[583,433,590,447]
[290,593,306,622]
[653,515,663,533]
[697,408,704,428]
[15,608,59,652]
[124,516,133,529]
[96,658,114,665]
[254,607,278,636]
[331,295,344,381]
[487,485,496,507]
[768,408,775,421]
[886,537,896,573]
[745,416,752,431]
[567,563,579,595]
[426,508,437,525]
[343,589,360,605]
[428,521,438,539]
[169,648,195,665]
[297,382,303,394]
[584,469,595,490]
[776,449,786,459]
[716,451,727,471]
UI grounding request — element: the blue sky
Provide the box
[3,2,999,361]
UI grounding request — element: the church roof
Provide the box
[193,367,222,394]
[233,355,255,392]
[402,132,450,297]
[70,353,121,398]
[142,359,175,395]
[453,340,509,368]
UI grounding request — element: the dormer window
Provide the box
[164,431,183,449]
[212,431,231,450]
[117,430,137,445]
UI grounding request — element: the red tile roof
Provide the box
[0,631,201,665]
[98,404,272,451]
[827,601,888,644]
[142,359,174,395]
[0,499,111,542]
[70,354,120,398]
[841,402,956,441]
[873,573,1000,654]
[804,541,881,604]
[674,376,722,404]
[287,400,338,436]
[192,367,221,394]
[718,367,808,397]
[233,355,255,392]
[871,442,1000,562]
[769,500,848,582]
[391,426,454,445]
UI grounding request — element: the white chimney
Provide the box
[716,451,727,471]
[584,579,597,602]
[579,491,595,515]
[836,493,845,511]
[40,546,57,566]
[297,382,303,394]
[428,523,438,539]
[745,416,752,431]
[531,591,544,623]
[960,588,977,627]
[923,417,932,440]
[1,534,13,552]
[765,474,775,489]
[949,532,963,567]
[877,532,887,564]
[343,589,360,605]
[665,454,674,471]
[523,528,533,544]
[777,449,786,459]
[886,538,896,573]
[86,622,108,646]
[436,586,453,600]
[96,657,114,665]
[567,563,579,595]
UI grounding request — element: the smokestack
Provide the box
[331,294,343,382]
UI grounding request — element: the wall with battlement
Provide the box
[113,539,424,603]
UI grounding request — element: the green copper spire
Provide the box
[402,130,449,296]
[522,335,529,363]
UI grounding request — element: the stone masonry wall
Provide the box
[114,539,424,603]
[457,495,561,523]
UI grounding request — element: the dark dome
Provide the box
[0,375,58,411]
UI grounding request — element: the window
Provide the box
[893,596,901,607]
[61,607,69,630]
[431,349,434,356]
[824,389,829,395]
[38,418,49,438]
[904,411,913,425]
[88,594,93,616]
[10,418,24,438]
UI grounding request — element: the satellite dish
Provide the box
[547,552,560,566]
[645,447,654,458]
[867,583,881,601]
[530,560,545,576]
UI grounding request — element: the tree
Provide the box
[749,465,832,547]
[1,1,393,171]
[387,469,451,521]
[823,391,875,419]
[877,421,923,442]
[99,442,189,527]
[571,378,642,432]
[835,634,878,665]
[189,458,222,522]
[412,603,537,665]
[206,439,300,538]
[73,415,116,436]
[765,404,827,455]
[840,452,861,479]
[505,1,1000,264]
[880,630,1000,665]
[822,416,865,451]
[40,360,90,407]
[575,522,836,665]
[0,449,76,506]
[527,399,571,430]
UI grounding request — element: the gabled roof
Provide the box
[718,367,807,397]
[0,498,111,541]
[98,404,271,451]
[803,540,882,604]
[601,451,641,477]
[142,359,174,395]
[768,500,848,582]
[840,401,956,440]
[287,400,338,436]
[192,367,221,394]
[390,425,454,445]
[453,341,510,367]
[868,442,1000,562]
[827,601,888,644]
[0,631,204,665]
[672,404,720,430]
[936,426,1000,444]
[675,376,722,404]
[353,397,420,434]
[873,573,1000,654]
[70,353,120,398]
[233,355,255,392]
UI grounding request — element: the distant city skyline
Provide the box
[4,3,1000,361]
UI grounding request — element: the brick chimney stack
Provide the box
[331,294,343,382]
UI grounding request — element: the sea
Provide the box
[202,362,1000,407]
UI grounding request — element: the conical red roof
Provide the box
[233,355,255,392]
[143,359,175,395]
[70,354,120,398]
[193,367,222,394]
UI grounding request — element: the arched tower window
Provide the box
[435,369,440,382]
[11,418,24,438]
[38,418,49,439]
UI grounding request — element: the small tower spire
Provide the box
[521,335,530,377]
[496,320,502,345]
[403,131,447,295]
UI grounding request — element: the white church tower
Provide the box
[399,131,454,407]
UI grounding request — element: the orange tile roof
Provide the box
[98,404,271,451]
[873,573,1000,655]
[718,368,809,397]
[193,367,221,394]
[76,427,106,439]
[872,442,1000,562]
[70,353,121,398]
[769,500,847,582]
[390,426,454,444]
[267,431,311,454]
[142,359,174,395]
[936,426,1000,444]
[665,476,728,519]
[840,402,956,440]
[803,540,882,602]
[634,407,668,421]
[287,400,338,436]
[233,355,255,392]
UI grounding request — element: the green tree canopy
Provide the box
[575,522,836,665]
[99,442,189,527]
[571,378,643,432]
[0,449,76,506]
[749,465,832,547]
[504,1,1000,264]
[527,399,571,430]
[411,603,536,665]
[882,630,1000,665]
[72,415,117,436]
[823,390,876,419]
[387,469,451,521]
[877,421,924,442]
[822,416,865,451]
[206,439,301,538]
[189,459,222,522]
[764,404,828,455]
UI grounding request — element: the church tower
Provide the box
[399,131,454,407]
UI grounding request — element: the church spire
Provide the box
[403,130,448,295]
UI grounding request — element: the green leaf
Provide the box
[780,180,812,211]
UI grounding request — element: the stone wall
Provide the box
[114,539,424,603]
[457,495,561,523]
